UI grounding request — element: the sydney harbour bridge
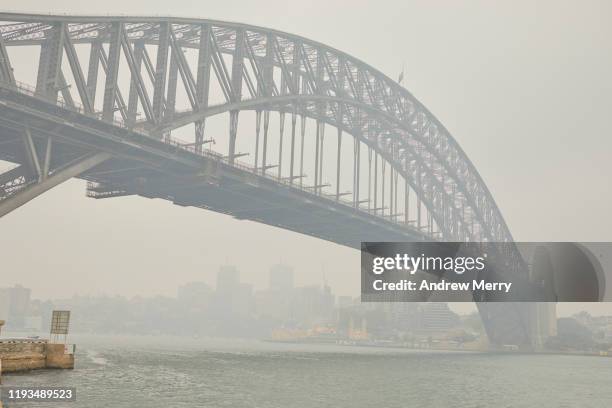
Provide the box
[0,13,537,347]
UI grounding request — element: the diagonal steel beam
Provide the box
[169,30,198,111]
[22,127,41,179]
[63,26,93,113]
[0,152,111,218]
[0,31,15,84]
[58,71,75,108]
[140,45,167,114]
[121,36,154,123]
[99,44,128,122]
[209,33,233,102]
[0,165,27,187]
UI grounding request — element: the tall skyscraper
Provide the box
[217,265,240,294]
[269,264,294,292]
[419,302,459,332]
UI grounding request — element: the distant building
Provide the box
[217,265,240,294]
[419,303,459,333]
[388,303,420,332]
[337,296,354,309]
[254,265,295,323]
[177,282,213,308]
[292,285,335,326]
[212,266,254,320]
[0,285,32,329]
[0,288,9,321]
[269,264,294,293]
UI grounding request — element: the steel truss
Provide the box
[0,13,532,346]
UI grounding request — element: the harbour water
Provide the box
[3,335,612,408]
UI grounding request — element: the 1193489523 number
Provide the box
[2,387,76,402]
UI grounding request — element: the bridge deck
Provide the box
[0,84,425,248]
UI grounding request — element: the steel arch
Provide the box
[0,13,511,243]
[0,13,535,347]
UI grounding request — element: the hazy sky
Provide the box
[1,1,611,316]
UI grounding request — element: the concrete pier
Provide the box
[0,339,74,374]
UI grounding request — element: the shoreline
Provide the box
[264,338,612,358]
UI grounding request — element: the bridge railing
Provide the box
[0,80,421,235]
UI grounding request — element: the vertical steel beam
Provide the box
[127,41,144,126]
[404,177,410,225]
[314,121,319,193]
[335,57,345,201]
[300,114,306,186]
[381,160,386,215]
[289,110,296,183]
[319,122,325,188]
[259,33,274,172]
[254,110,261,170]
[195,24,212,153]
[36,35,50,94]
[228,28,245,164]
[102,22,121,121]
[99,45,128,122]
[165,50,179,121]
[336,124,342,201]
[278,113,285,179]
[353,137,360,207]
[373,152,378,210]
[417,163,422,229]
[36,23,65,101]
[393,169,398,222]
[58,71,75,108]
[315,48,324,194]
[389,167,394,217]
[290,41,301,184]
[262,111,269,173]
[42,137,52,181]
[22,128,41,179]
[367,148,373,211]
[292,40,302,94]
[152,22,170,123]
[86,41,101,107]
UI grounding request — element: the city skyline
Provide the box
[3,262,611,319]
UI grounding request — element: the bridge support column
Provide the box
[0,152,110,218]
[35,23,64,100]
